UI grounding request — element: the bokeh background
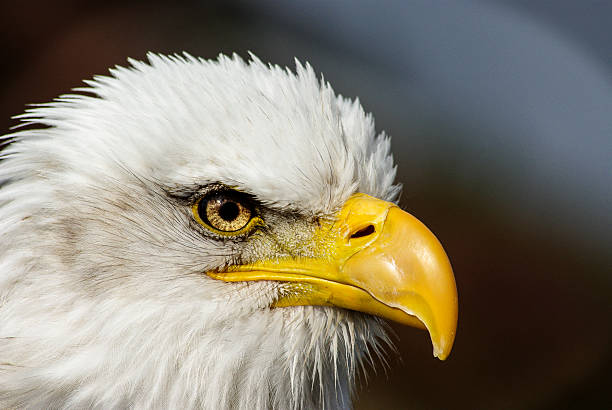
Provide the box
[1,1,610,408]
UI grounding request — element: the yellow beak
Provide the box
[208,194,458,360]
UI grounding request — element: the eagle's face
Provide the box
[0,54,457,409]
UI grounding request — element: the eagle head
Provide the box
[0,53,457,409]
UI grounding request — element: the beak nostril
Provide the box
[350,224,375,239]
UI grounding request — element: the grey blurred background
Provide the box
[1,1,610,408]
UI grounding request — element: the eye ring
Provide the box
[192,190,261,236]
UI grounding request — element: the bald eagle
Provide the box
[0,54,457,409]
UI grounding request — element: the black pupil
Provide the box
[219,201,240,221]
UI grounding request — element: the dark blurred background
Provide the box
[1,1,610,408]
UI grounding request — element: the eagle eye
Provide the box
[192,191,257,235]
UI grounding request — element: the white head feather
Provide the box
[0,53,400,409]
